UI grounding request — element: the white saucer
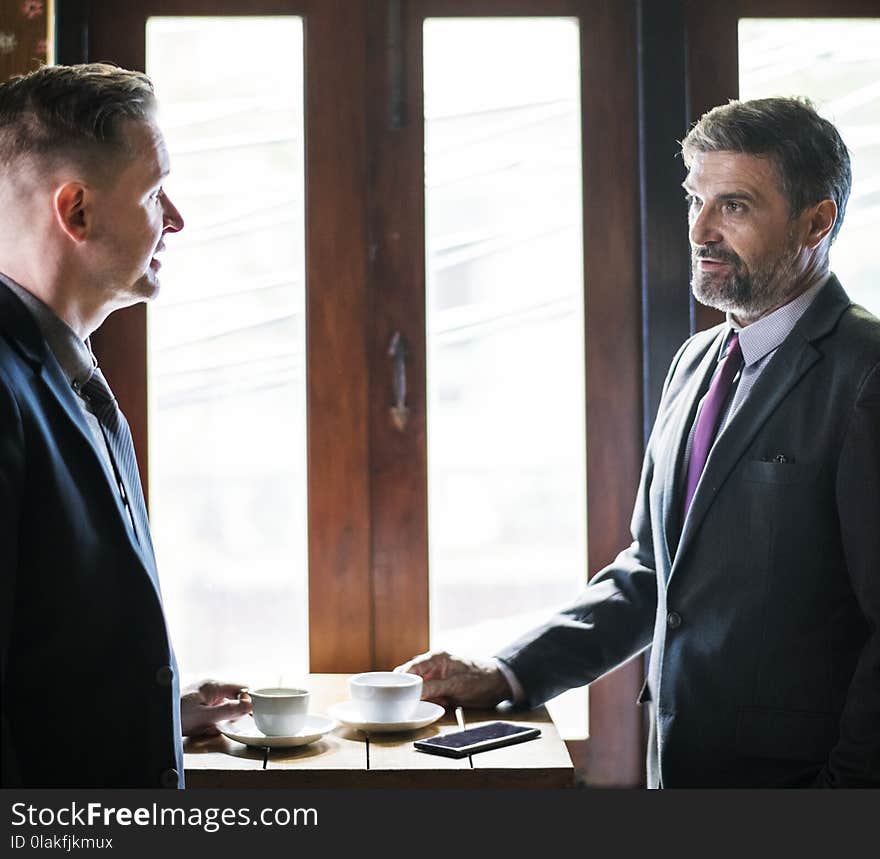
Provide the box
[327,700,445,733]
[218,714,337,748]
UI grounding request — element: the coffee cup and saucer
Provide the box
[328,672,444,732]
[218,687,336,748]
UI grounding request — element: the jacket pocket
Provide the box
[743,460,820,485]
[736,706,839,762]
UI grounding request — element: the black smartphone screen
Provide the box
[413,722,541,758]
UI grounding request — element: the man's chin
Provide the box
[692,278,784,324]
[691,277,740,313]
[133,272,161,302]
[108,278,160,315]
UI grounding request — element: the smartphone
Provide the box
[413,721,541,758]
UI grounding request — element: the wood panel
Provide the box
[577,0,644,788]
[90,306,151,500]
[365,0,430,669]
[0,0,50,81]
[637,0,692,433]
[302,0,374,672]
[737,0,880,16]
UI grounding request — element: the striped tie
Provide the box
[80,368,152,552]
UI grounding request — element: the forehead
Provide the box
[114,117,170,183]
[684,150,784,200]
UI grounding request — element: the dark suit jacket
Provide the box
[497,277,880,787]
[0,281,183,788]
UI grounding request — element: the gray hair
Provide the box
[681,96,851,242]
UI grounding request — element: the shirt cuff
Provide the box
[494,658,526,704]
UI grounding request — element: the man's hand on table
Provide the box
[394,651,512,709]
[180,680,252,737]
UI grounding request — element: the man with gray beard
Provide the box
[397,97,880,788]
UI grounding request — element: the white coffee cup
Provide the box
[349,671,423,723]
[249,687,310,736]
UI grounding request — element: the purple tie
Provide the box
[683,333,743,516]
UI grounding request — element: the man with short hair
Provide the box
[398,97,880,788]
[0,63,251,788]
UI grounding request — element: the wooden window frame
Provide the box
[364,0,644,787]
[59,0,645,787]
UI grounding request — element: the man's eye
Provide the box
[724,200,743,213]
[685,194,701,210]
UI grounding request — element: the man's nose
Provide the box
[161,191,184,233]
[689,203,721,247]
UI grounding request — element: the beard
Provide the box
[691,235,800,320]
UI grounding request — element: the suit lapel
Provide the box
[659,327,727,571]
[46,356,162,591]
[0,281,162,594]
[671,277,852,574]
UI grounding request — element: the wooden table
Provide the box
[184,674,575,788]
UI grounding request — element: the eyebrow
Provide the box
[681,182,758,203]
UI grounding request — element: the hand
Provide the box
[180,679,252,737]
[394,651,512,709]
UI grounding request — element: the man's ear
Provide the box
[804,198,837,249]
[53,182,90,242]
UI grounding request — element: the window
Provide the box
[146,16,309,688]
[423,16,588,737]
[70,0,644,785]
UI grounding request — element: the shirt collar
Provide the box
[721,271,831,367]
[0,273,97,389]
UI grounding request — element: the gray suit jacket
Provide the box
[497,277,880,787]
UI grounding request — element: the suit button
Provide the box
[155,665,174,687]
[666,611,682,629]
[160,768,179,789]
